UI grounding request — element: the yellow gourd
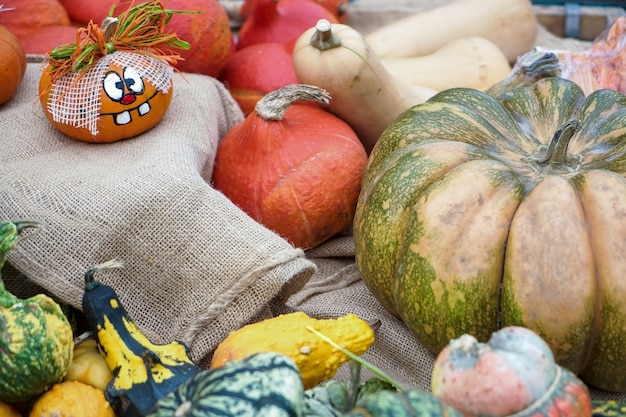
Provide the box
[28,380,116,417]
[211,312,375,389]
[293,19,437,154]
[365,0,537,63]
[64,337,113,392]
[0,401,21,417]
[380,36,512,92]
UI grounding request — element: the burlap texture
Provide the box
[1,0,624,404]
[0,62,316,367]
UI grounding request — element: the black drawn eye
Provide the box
[124,66,144,94]
[103,70,124,101]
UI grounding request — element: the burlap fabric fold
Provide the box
[0,63,316,367]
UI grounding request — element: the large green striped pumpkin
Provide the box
[353,77,626,392]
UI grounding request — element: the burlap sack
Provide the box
[0,62,316,367]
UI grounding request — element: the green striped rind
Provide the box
[354,140,487,315]
[393,160,525,354]
[344,389,462,417]
[147,352,304,417]
[592,400,626,417]
[0,294,74,402]
[571,171,626,392]
[496,77,585,151]
[368,86,531,177]
[573,88,626,173]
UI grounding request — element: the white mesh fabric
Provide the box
[46,51,174,136]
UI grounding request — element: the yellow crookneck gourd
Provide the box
[210,311,376,389]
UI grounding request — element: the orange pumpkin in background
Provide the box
[38,1,190,143]
[58,0,122,25]
[163,0,234,77]
[0,0,70,39]
[0,24,27,106]
[218,41,300,115]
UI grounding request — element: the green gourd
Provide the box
[0,220,74,402]
[344,390,463,417]
[147,352,304,417]
[353,76,626,392]
[81,260,200,417]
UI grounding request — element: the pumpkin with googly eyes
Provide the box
[38,1,189,143]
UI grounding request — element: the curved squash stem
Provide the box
[310,19,342,51]
[527,118,582,174]
[84,259,125,291]
[255,84,331,121]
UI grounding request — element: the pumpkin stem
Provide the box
[526,119,583,175]
[255,84,331,120]
[310,19,342,51]
[84,259,125,291]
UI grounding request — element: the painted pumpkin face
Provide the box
[39,50,174,143]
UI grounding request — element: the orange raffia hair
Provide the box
[45,0,193,84]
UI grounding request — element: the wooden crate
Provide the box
[534,4,626,40]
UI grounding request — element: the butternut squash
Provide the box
[293,19,437,154]
[381,36,512,91]
[365,0,538,63]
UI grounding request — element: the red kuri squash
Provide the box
[212,84,367,249]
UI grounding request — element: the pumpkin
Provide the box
[81,260,201,417]
[432,327,592,417]
[58,0,123,25]
[236,0,338,50]
[18,24,80,56]
[211,311,375,389]
[38,1,189,143]
[218,41,300,116]
[63,335,114,392]
[0,0,70,39]
[212,83,368,249]
[0,23,26,107]
[0,220,75,403]
[29,380,116,417]
[241,0,349,23]
[0,401,21,417]
[353,76,626,392]
[148,352,303,417]
[162,0,234,77]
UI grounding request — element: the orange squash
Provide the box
[0,24,26,106]
[218,41,300,116]
[0,0,70,39]
[38,1,189,143]
[212,84,367,249]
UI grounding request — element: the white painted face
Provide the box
[101,65,158,126]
